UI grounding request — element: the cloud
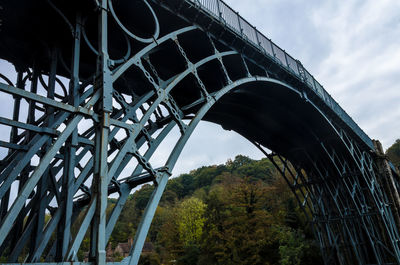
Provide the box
[308,0,400,148]
[0,0,399,180]
[224,0,400,149]
[171,122,264,176]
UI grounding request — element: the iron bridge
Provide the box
[0,0,399,264]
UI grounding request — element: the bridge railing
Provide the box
[190,0,374,149]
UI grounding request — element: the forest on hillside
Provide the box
[98,139,400,265]
[1,141,398,264]
[387,139,400,169]
[75,139,400,265]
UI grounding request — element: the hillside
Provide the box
[100,155,322,265]
[387,139,400,170]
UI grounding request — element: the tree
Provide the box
[181,174,195,196]
[108,155,322,264]
[156,205,181,262]
[177,197,207,246]
[167,179,185,199]
[278,228,305,265]
[177,244,201,265]
[135,184,154,210]
[218,177,274,265]
[194,166,225,189]
[386,139,400,169]
[139,253,161,265]
[226,155,254,171]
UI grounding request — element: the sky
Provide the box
[222,0,400,145]
[0,0,399,178]
[175,0,400,175]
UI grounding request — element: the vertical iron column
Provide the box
[57,13,83,260]
[90,1,112,264]
[29,49,58,261]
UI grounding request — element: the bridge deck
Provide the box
[0,0,374,152]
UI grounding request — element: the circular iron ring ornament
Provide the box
[82,17,132,64]
[108,0,160,43]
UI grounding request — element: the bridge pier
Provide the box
[373,140,400,230]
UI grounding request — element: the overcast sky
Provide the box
[0,0,399,177]
[175,0,400,175]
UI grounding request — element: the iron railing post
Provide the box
[216,0,222,19]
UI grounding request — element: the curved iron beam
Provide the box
[108,0,160,43]
[112,25,198,82]
[128,75,306,264]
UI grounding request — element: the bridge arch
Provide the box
[127,71,399,264]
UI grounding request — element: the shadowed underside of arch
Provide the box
[0,0,399,264]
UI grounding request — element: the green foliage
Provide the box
[278,228,305,265]
[139,253,161,265]
[135,184,154,210]
[101,155,322,264]
[177,197,207,246]
[177,244,201,265]
[386,139,400,169]
[226,155,254,170]
[193,165,226,189]
[278,226,322,265]
[112,251,124,262]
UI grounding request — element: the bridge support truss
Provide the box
[0,0,399,264]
